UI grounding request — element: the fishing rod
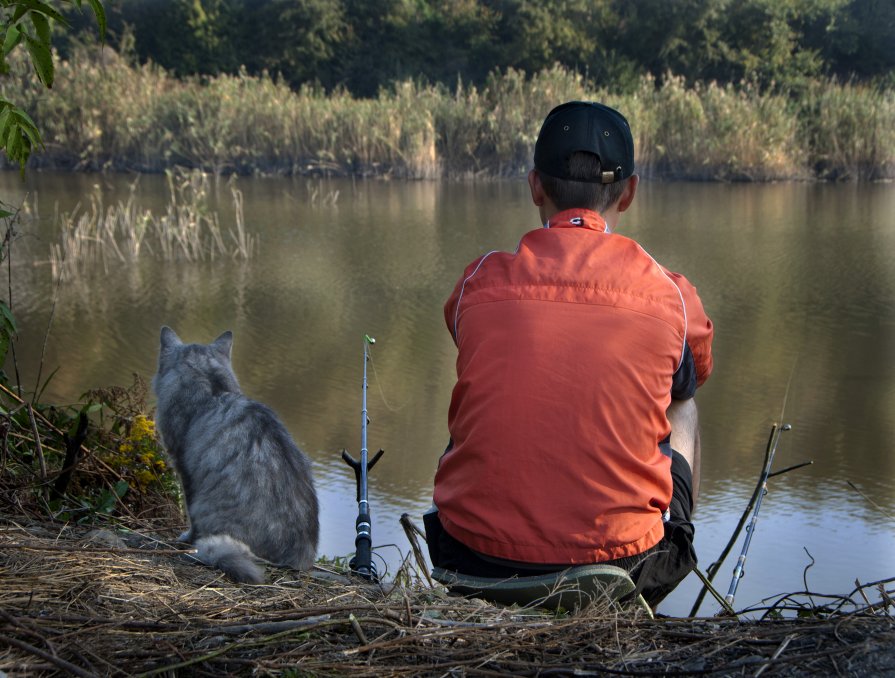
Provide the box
[341,334,385,581]
[724,422,792,608]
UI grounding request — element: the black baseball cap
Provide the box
[534,101,635,184]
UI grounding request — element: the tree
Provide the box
[0,0,105,172]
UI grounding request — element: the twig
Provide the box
[25,403,48,490]
[855,578,875,614]
[400,512,435,587]
[4,541,195,556]
[51,411,89,499]
[3,211,23,396]
[207,614,332,636]
[0,412,9,473]
[32,239,66,404]
[0,635,97,678]
[877,583,894,617]
[135,617,339,676]
[349,612,369,645]
[802,548,817,610]
[691,567,737,616]
[754,633,795,677]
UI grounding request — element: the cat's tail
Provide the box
[193,535,265,584]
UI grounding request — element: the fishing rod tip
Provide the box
[364,334,376,345]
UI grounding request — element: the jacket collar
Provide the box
[544,208,609,233]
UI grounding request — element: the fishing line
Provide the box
[777,355,799,424]
[364,340,405,413]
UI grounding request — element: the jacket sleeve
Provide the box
[663,267,714,387]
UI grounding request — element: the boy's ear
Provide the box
[528,169,546,207]
[616,175,639,213]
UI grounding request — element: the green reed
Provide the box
[2,46,892,181]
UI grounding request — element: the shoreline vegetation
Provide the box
[2,46,893,182]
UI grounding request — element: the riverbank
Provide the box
[2,516,894,676]
[2,382,894,676]
[2,47,893,182]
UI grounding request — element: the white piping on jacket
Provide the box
[453,250,499,342]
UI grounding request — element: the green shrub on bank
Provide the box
[799,82,895,181]
[1,46,892,180]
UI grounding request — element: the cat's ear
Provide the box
[212,330,233,358]
[160,326,182,351]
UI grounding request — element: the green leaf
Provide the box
[0,102,42,170]
[17,0,69,27]
[96,489,116,514]
[30,10,50,46]
[83,0,106,39]
[24,34,53,87]
[113,480,129,498]
[0,107,12,139]
[3,25,22,56]
[35,364,60,402]
[11,5,29,25]
[0,300,17,334]
[7,122,22,159]
[13,108,42,146]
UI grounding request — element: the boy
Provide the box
[426,101,714,607]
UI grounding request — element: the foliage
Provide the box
[0,0,104,171]
[0,372,181,525]
[69,0,895,98]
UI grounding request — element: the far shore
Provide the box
[1,47,892,184]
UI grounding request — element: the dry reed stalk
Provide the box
[47,169,255,280]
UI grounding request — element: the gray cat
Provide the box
[152,326,319,583]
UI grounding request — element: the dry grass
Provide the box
[1,517,894,676]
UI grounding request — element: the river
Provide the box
[4,171,894,617]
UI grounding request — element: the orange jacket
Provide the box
[434,208,713,564]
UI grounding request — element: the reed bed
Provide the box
[47,168,255,282]
[1,381,894,676]
[2,47,892,181]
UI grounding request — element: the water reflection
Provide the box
[3,171,894,615]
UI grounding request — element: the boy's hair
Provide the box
[538,152,627,213]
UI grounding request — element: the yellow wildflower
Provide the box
[131,414,156,441]
[135,469,154,489]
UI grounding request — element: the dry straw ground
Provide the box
[1,515,894,677]
[1,374,893,676]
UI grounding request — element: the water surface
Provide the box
[4,171,894,616]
